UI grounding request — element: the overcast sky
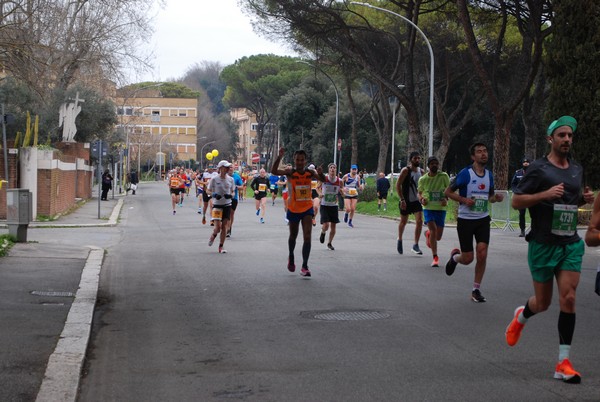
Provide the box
[138,0,297,81]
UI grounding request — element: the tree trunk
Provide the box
[492,116,513,190]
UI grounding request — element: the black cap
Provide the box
[521,157,530,163]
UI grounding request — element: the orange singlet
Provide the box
[287,170,313,213]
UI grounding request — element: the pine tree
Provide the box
[546,0,600,187]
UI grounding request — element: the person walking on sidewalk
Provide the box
[319,163,343,251]
[128,170,139,195]
[376,172,390,212]
[418,156,450,268]
[251,169,270,224]
[101,169,113,201]
[396,151,424,255]
[271,147,325,277]
[207,160,236,254]
[505,116,594,384]
[511,157,530,237]
[443,143,504,303]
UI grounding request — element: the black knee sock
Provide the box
[558,311,576,345]
[302,241,311,268]
[523,301,536,319]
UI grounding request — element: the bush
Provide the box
[0,234,16,257]
[358,185,378,202]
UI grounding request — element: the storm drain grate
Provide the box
[311,311,390,321]
[31,291,75,297]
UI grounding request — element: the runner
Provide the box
[319,163,343,250]
[396,151,425,255]
[585,192,600,296]
[505,116,594,383]
[194,169,204,214]
[342,164,362,227]
[200,166,217,225]
[418,156,450,267]
[310,165,321,227]
[269,172,279,206]
[177,167,187,206]
[271,147,325,277]
[278,172,289,223]
[207,160,236,254]
[227,166,244,238]
[251,168,270,224]
[168,167,183,215]
[443,143,504,302]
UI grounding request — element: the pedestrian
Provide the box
[342,164,362,227]
[271,147,325,277]
[319,163,343,250]
[251,168,270,224]
[511,157,530,237]
[443,143,504,303]
[396,151,424,255]
[584,192,600,296]
[418,156,450,267]
[128,170,139,195]
[207,160,236,254]
[101,169,113,201]
[505,116,594,384]
[376,172,390,212]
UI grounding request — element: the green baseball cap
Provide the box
[546,115,577,136]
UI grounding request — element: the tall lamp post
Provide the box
[158,132,177,179]
[296,60,339,164]
[351,2,434,157]
[200,140,216,170]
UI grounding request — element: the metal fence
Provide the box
[490,190,518,231]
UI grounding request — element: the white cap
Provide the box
[217,160,231,169]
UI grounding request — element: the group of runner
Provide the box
[165,114,600,385]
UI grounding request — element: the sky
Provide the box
[138,0,297,81]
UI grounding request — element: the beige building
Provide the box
[230,108,260,169]
[115,89,198,173]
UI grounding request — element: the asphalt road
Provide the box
[76,181,600,401]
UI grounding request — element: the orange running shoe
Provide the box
[554,358,581,384]
[505,306,525,346]
[431,255,439,267]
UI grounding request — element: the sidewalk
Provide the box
[0,193,124,402]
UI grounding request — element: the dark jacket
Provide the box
[376,177,390,195]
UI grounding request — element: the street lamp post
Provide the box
[200,140,216,170]
[351,2,435,157]
[297,60,339,164]
[158,132,177,179]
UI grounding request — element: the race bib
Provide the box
[470,194,488,213]
[211,208,223,220]
[551,204,578,236]
[258,183,266,192]
[324,193,337,203]
[270,184,275,190]
[294,185,311,202]
[348,188,358,196]
[429,191,443,202]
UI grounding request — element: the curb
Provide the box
[35,247,104,402]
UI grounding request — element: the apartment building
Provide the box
[230,107,260,169]
[115,89,198,172]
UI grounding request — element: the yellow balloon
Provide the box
[206,152,213,161]
[211,149,219,157]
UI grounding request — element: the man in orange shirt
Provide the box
[271,147,325,277]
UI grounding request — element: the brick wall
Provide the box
[0,142,92,219]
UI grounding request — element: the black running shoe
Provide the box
[445,248,460,276]
[327,243,335,251]
[319,231,325,244]
[471,289,487,303]
[397,239,403,255]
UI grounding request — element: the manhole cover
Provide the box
[312,311,390,321]
[31,291,75,297]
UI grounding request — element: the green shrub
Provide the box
[0,234,16,257]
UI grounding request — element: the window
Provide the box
[151,110,160,122]
[251,138,257,145]
[251,123,258,131]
